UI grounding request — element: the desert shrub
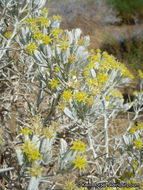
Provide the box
[0,0,143,189]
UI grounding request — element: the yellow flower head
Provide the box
[70,72,76,77]
[41,8,48,15]
[26,42,37,54]
[70,139,87,154]
[30,116,42,135]
[21,128,32,136]
[33,30,43,40]
[31,24,38,31]
[105,96,110,101]
[87,96,94,106]
[58,101,67,111]
[51,29,63,38]
[43,127,54,138]
[133,90,138,96]
[133,138,143,149]
[61,35,69,42]
[110,89,123,99]
[24,18,36,25]
[68,54,76,63]
[97,72,109,84]
[63,180,76,190]
[62,90,73,102]
[71,81,79,89]
[85,61,95,70]
[96,49,101,53]
[129,127,136,134]
[74,91,88,103]
[0,128,4,145]
[29,164,43,177]
[50,121,60,131]
[77,37,86,46]
[4,31,12,39]
[138,69,143,79]
[42,35,52,45]
[83,71,89,77]
[49,79,59,90]
[52,15,62,21]
[37,17,49,27]
[60,42,69,51]
[22,140,41,162]
[54,66,60,72]
[86,78,98,87]
[72,155,87,170]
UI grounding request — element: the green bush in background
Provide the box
[107,0,143,23]
[124,39,143,71]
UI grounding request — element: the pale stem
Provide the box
[104,113,109,158]
[86,133,97,159]
[0,22,18,60]
[27,177,40,190]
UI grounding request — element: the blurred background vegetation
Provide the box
[107,0,143,24]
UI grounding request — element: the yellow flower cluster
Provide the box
[97,51,134,79]
[71,139,87,171]
[74,91,88,103]
[37,16,49,27]
[4,31,12,39]
[43,127,54,138]
[63,180,76,190]
[22,140,41,162]
[30,116,42,135]
[54,66,60,72]
[105,96,110,101]
[133,138,143,149]
[77,37,86,46]
[85,61,95,70]
[83,71,89,77]
[33,30,43,40]
[21,127,32,136]
[58,101,67,111]
[97,72,109,84]
[24,14,63,54]
[129,122,143,134]
[42,35,52,45]
[62,90,73,102]
[26,42,37,54]
[86,73,108,96]
[52,15,62,21]
[70,139,87,154]
[29,164,43,177]
[51,28,63,38]
[88,50,101,63]
[86,78,98,87]
[0,128,4,145]
[87,96,94,106]
[110,89,123,99]
[138,69,143,79]
[68,54,76,63]
[42,121,60,138]
[72,155,87,170]
[41,8,48,16]
[24,18,36,24]
[60,42,69,51]
[49,79,59,90]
